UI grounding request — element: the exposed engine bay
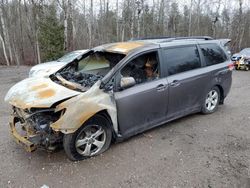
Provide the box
[54,69,104,90]
[51,51,125,91]
[12,106,64,151]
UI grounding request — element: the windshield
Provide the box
[77,52,110,74]
[52,51,125,91]
[57,51,83,62]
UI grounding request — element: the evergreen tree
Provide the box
[39,5,64,62]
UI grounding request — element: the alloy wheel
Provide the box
[75,125,106,156]
[205,90,219,111]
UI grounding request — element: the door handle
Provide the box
[156,84,167,91]
[170,80,180,87]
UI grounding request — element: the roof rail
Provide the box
[172,36,214,40]
[130,36,214,41]
[130,36,172,41]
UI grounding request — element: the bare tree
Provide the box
[116,0,119,41]
[18,0,25,63]
[237,0,244,50]
[0,33,9,66]
[188,0,193,36]
[88,0,93,47]
[0,2,13,65]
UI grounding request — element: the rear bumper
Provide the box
[9,116,37,152]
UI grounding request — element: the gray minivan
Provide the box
[5,37,233,160]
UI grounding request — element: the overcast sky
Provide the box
[75,0,250,15]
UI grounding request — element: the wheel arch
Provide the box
[86,110,117,142]
[215,84,224,104]
[63,109,114,161]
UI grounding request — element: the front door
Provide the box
[114,51,168,137]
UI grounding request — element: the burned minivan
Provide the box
[5,37,233,160]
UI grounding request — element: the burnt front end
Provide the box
[10,106,64,152]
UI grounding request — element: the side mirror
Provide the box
[120,77,136,89]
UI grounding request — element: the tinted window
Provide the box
[164,46,201,76]
[200,44,227,66]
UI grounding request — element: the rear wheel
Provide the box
[201,87,220,114]
[245,66,249,71]
[63,115,112,161]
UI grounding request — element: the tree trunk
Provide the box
[72,20,76,50]
[88,0,93,47]
[18,0,25,63]
[141,0,145,36]
[35,28,41,64]
[116,0,119,41]
[68,0,74,51]
[63,0,68,51]
[6,2,13,64]
[237,0,243,51]
[0,5,13,65]
[130,1,135,39]
[24,0,36,63]
[188,0,193,36]
[196,0,201,35]
[121,22,125,42]
[0,33,10,66]
[238,21,245,50]
[13,32,20,66]
[137,11,140,38]
[34,3,41,64]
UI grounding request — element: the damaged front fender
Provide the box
[51,81,118,134]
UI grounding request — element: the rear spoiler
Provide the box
[218,39,231,46]
[218,39,231,56]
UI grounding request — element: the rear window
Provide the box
[163,46,201,76]
[200,44,228,66]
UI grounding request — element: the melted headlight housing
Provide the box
[12,107,65,151]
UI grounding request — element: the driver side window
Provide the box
[121,51,159,85]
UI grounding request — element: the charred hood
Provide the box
[5,77,80,109]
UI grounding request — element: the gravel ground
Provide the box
[0,66,250,188]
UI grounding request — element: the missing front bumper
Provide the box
[9,116,37,152]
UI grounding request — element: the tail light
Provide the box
[228,63,235,71]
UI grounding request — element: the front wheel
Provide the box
[201,87,220,114]
[63,115,112,161]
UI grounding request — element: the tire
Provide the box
[245,66,249,71]
[63,114,112,161]
[201,86,220,114]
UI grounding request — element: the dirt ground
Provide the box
[0,66,250,188]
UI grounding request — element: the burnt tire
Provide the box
[63,114,112,161]
[201,86,220,114]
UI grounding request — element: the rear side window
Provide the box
[200,44,228,66]
[163,46,201,76]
